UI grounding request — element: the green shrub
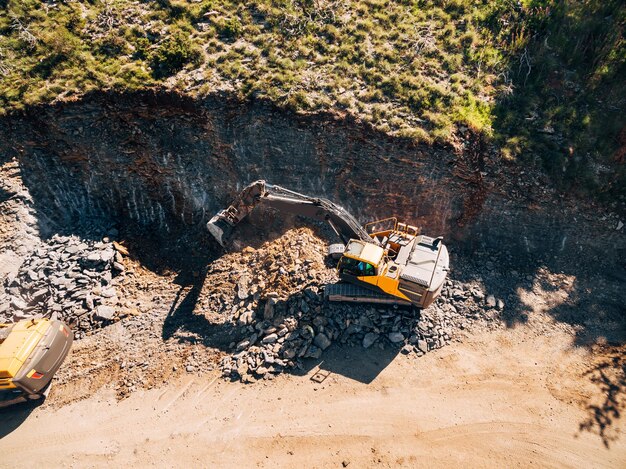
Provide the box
[97,35,131,57]
[218,17,242,40]
[149,30,202,78]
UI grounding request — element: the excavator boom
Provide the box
[207,180,374,246]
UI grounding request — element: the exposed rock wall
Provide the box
[0,91,622,270]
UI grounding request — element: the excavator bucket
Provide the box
[207,211,233,247]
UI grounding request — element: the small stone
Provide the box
[304,345,322,359]
[236,340,250,351]
[112,262,125,272]
[65,245,79,255]
[31,288,48,301]
[401,344,412,355]
[237,274,251,300]
[417,339,428,353]
[472,289,485,300]
[95,305,115,320]
[451,289,464,299]
[264,297,278,320]
[256,366,268,376]
[100,249,115,262]
[388,332,404,343]
[114,252,124,264]
[10,297,27,311]
[238,310,254,326]
[362,332,379,349]
[485,295,496,308]
[186,365,195,373]
[100,288,117,298]
[85,294,94,310]
[262,333,278,344]
[496,299,505,310]
[313,333,331,350]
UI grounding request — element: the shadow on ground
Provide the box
[451,242,626,347]
[0,399,41,439]
[294,343,399,385]
[452,244,626,446]
[161,262,242,350]
[578,349,626,448]
[162,262,408,385]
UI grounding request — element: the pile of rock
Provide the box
[0,234,126,337]
[220,277,504,382]
[198,228,337,321]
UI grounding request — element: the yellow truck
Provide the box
[0,318,73,407]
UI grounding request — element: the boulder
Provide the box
[362,332,379,349]
[388,332,405,343]
[313,333,331,350]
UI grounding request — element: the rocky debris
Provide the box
[0,234,127,337]
[0,220,509,400]
[214,240,505,382]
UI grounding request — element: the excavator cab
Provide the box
[338,240,384,276]
[338,257,377,277]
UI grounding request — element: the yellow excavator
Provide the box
[0,318,73,407]
[208,180,449,308]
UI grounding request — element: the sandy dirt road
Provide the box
[1,324,624,468]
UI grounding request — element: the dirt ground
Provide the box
[1,322,624,468]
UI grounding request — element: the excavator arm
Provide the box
[207,180,375,247]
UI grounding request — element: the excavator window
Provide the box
[339,257,376,277]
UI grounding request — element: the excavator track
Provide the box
[324,283,412,306]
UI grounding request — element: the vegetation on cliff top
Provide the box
[0,1,624,196]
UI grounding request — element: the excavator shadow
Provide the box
[161,268,403,383]
[161,263,243,350]
[294,344,400,385]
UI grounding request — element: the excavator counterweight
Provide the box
[208,180,449,308]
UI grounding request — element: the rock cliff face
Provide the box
[0,90,621,270]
